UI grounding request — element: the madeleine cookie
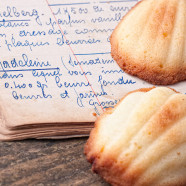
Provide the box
[110,0,186,85]
[85,87,186,186]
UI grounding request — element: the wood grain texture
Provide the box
[0,138,109,186]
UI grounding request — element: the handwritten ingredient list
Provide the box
[0,0,185,122]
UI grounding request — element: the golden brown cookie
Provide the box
[85,87,186,186]
[110,0,186,85]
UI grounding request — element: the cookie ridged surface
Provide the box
[85,87,186,186]
[110,0,186,85]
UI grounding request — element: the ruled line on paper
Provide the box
[45,0,105,112]
[48,2,90,6]
[74,52,111,56]
[0,19,31,22]
[99,0,138,3]
[0,68,59,73]
[48,0,138,6]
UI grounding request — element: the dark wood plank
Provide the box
[0,138,109,186]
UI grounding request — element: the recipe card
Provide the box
[0,0,185,128]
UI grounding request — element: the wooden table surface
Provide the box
[0,138,109,186]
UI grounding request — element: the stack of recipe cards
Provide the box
[0,0,185,140]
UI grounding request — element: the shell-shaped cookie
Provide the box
[85,87,186,186]
[110,0,186,85]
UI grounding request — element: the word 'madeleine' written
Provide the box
[0,0,140,115]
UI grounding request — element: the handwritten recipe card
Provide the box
[0,0,185,140]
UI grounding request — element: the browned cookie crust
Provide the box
[110,0,186,85]
[85,87,186,186]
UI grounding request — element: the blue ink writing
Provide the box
[5,34,49,51]
[60,90,69,98]
[61,57,92,76]
[32,67,61,82]
[37,81,52,99]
